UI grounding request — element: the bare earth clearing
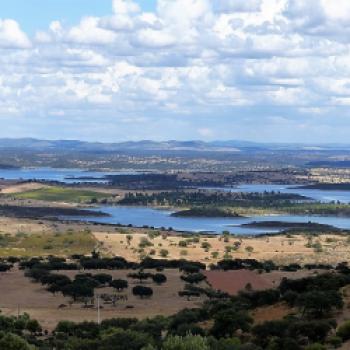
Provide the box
[1,182,50,194]
[204,269,319,295]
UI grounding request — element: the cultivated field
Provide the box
[11,186,113,203]
[204,269,319,295]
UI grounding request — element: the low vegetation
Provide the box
[13,186,112,203]
[0,230,96,257]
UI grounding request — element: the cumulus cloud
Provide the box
[113,0,140,15]
[1,0,350,141]
[0,19,31,49]
[66,17,117,45]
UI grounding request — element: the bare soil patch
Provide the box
[252,303,293,324]
[1,182,50,194]
[204,270,273,295]
[204,270,319,296]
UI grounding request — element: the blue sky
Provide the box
[0,0,350,143]
[0,0,157,34]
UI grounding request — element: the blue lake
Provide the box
[207,184,350,204]
[3,168,350,235]
[0,168,138,184]
[70,206,350,235]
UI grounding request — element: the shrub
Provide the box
[326,335,342,348]
[110,279,128,291]
[304,344,327,350]
[201,242,211,250]
[178,241,188,247]
[162,334,210,350]
[337,320,350,341]
[159,249,169,258]
[132,286,153,299]
[139,237,153,248]
[181,273,206,284]
[0,332,34,350]
[93,273,113,285]
[152,273,167,285]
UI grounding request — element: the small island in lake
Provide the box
[171,207,242,218]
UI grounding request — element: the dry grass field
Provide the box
[0,266,330,332]
[0,214,350,266]
[1,182,50,194]
[95,230,350,266]
[0,267,206,331]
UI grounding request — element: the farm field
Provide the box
[204,269,319,295]
[12,186,113,203]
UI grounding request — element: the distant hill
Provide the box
[1,138,350,153]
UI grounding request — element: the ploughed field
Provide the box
[204,269,318,295]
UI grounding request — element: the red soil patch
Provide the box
[204,270,273,295]
[252,303,293,324]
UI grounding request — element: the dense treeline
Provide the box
[119,190,308,207]
[118,190,350,218]
[18,255,206,272]
[172,207,242,217]
[107,174,227,190]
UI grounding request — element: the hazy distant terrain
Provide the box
[1,138,350,171]
[1,138,350,152]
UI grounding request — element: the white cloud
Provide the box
[135,28,175,48]
[113,0,140,15]
[66,17,117,45]
[0,19,31,49]
[1,0,350,141]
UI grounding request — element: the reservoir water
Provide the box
[70,205,350,235]
[3,168,350,234]
[209,184,350,204]
[0,168,138,184]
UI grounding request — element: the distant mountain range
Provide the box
[0,138,350,152]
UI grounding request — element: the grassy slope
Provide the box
[13,186,111,203]
[0,230,97,257]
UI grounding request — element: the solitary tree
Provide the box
[152,273,167,285]
[110,279,128,292]
[132,286,153,299]
[128,271,152,284]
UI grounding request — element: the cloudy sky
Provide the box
[1,0,350,142]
